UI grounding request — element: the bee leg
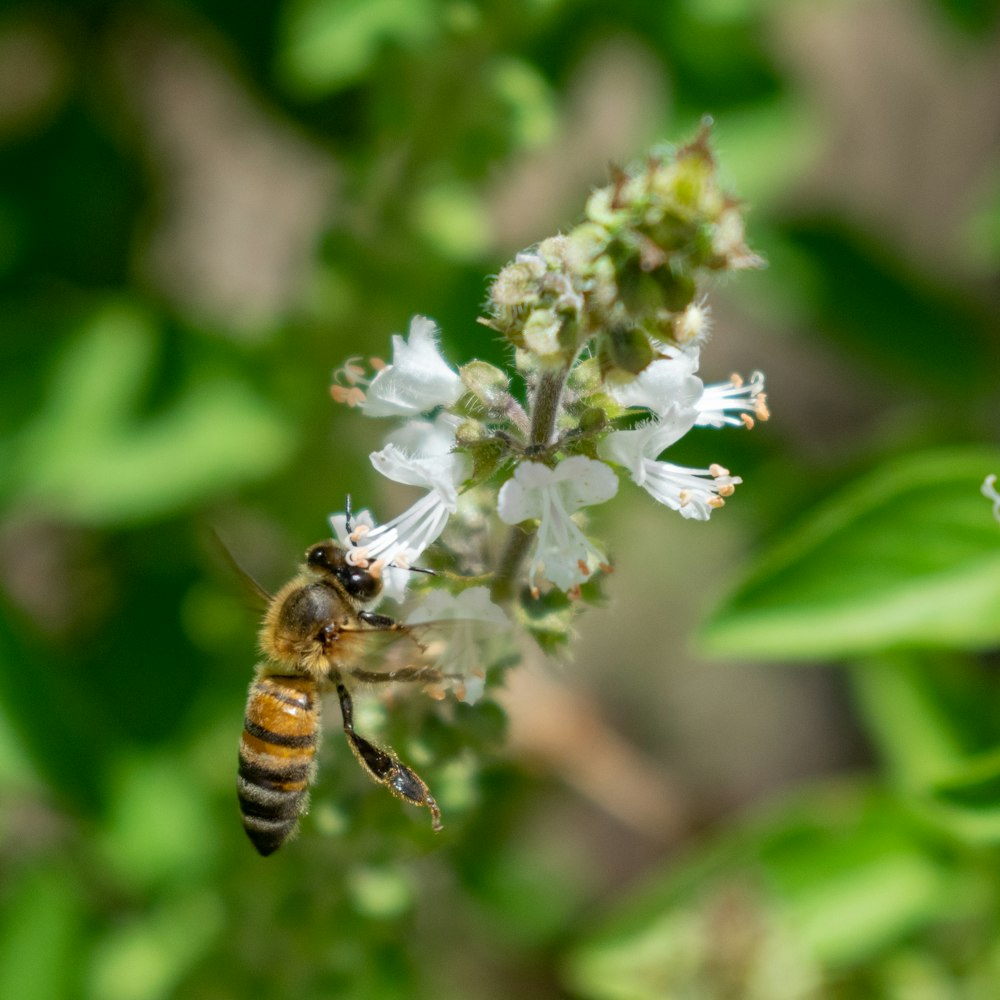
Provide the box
[336,683,443,832]
[349,665,443,684]
[357,610,400,629]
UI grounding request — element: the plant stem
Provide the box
[490,367,568,604]
[527,368,565,449]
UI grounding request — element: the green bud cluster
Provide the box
[485,121,762,382]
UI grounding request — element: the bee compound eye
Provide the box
[306,541,346,572]
[305,544,328,567]
[342,568,381,600]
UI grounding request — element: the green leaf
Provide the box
[0,862,87,1000]
[849,654,968,790]
[924,748,1000,844]
[0,867,84,1000]
[98,754,217,891]
[700,447,1000,659]
[412,181,492,261]
[756,789,956,967]
[489,56,557,151]
[278,0,437,98]
[89,891,223,1000]
[5,302,292,524]
[782,221,997,396]
[565,782,962,1000]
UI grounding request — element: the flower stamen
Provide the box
[697,370,768,429]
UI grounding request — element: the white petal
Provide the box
[362,316,463,417]
[458,674,486,705]
[371,444,437,490]
[551,455,619,512]
[497,457,618,525]
[329,440,470,601]
[983,474,1000,525]
[609,343,703,415]
[383,412,460,457]
[329,508,375,546]
[529,518,608,590]
[598,407,698,478]
[370,445,470,507]
[379,568,411,603]
[407,586,507,627]
[496,467,543,524]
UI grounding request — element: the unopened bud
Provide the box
[460,360,511,412]
[577,407,607,434]
[490,258,543,309]
[455,419,486,446]
[652,266,697,312]
[522,308,565,359]
[601,326,655,377]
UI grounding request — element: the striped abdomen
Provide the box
[238,675,319,856]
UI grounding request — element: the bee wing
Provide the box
[206,527,274,610]
[337,618,501,697]
[335,620,460,673]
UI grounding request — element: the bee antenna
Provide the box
[402,564,437,577]
[345,494,353,536]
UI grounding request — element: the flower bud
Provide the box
[585,186,624,228]
[522,307,563,358]
[708,206,764,271]
[577,406,607,434]
[489,256,544,333]
[454,418,486,446]
[565,222,610,273]
[460,436,511,483]
[600,326,655,379]
[460,360,512,413]
[651,266,697,312]
[536,234,571,268]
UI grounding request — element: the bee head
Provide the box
[305,540,383,602]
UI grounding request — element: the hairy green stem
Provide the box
[490,367,568,604]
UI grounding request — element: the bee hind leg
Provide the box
[336,683,443,832]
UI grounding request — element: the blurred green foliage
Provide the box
[1,1,999,998]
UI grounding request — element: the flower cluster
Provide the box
[329,124,769,684]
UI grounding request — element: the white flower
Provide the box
[383,412,461,457]
[608,340,769,433]
[983,475,1000,525]
[497,455,618,592]
[599,407,741,520]
[697,371,769,429]
[329,430,471,601]
[329,507,410,601]
[361,315,464,417]
[407,587,508,704]
[608,343,703,415]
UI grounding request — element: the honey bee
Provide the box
[237,536,446,856]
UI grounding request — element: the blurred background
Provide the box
[2,1,1000,997]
